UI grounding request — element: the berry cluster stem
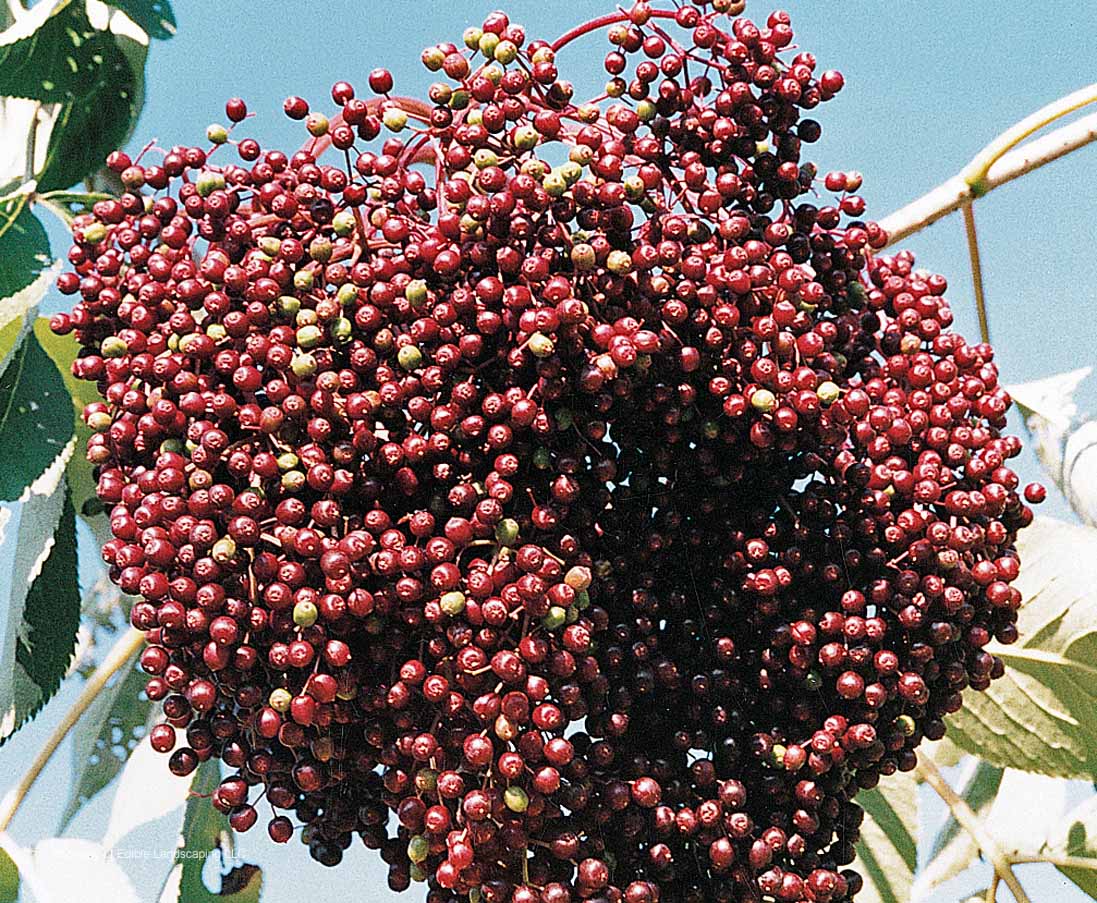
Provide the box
[961,203,990,344]
[550,9,678,52]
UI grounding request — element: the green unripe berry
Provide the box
[291,352,317,378]
[337,283,358,306]
[383,107,408,132]
[606,250,632,274]
[330,317,352,343]
[407,835,429,864]
[817,381,840,404]
[474,148,498,169]
[87,411,112,432]
[306,113,329,137]
[494,40,518,64]
[195,170,225,197]
[83,221,107,243]
[440,591,466,616]
[542,607,567,630]
[332,209,356,236]
[405,279,428,307]
[495,518,519,546]
[296,324,323,349]
[750,389,776,413]
[276,452,300,472]
[463,26,483,49]
[100,336,128,358]
[206,123,229,144]
[293,600,318,627]
[308,236,332,262]
[478,32,499,58]
[504,786,529,813]
[513,125,539,151]
[528,332,554,358]
[211,536,237,563]
[269,688,292,712]
[542,172,567,197]
[397,345,423,370]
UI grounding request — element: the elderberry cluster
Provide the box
[50,2,1041,902]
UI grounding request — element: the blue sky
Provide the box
[14,1,1097,901]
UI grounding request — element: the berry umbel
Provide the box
[50,2,1041,901]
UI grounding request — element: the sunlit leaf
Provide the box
[946,517,1097,777]
[0,1,141,192]
[0,330,75,501]
[0,453,80,744]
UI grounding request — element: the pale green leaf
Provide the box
[0,845,17,903]
[853,770,918,903]
[945,517,1097,777]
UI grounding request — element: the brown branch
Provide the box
[879,111,1097,246]
[915,757,1033,903]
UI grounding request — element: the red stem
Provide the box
[550,9,678,53]
[302,96,437,161]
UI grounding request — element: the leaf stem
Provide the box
[915,757,1032,903]
[961,203,990,344]
[0,627,144,833]
[23,102,39,185]
[879,110,1097,246]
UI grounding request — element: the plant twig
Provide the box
[0,627,144,833]
[985,874,999,903]
[1009,854,1097,871]
[962,203,990,343]
[879,111,1097,246]
[963,83,1097,195]
[916,757,1033,903]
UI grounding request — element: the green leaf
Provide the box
[0,195,50,301]
[852,771,918,903]
[0,468,80,743]
[0,845,17,903]
[34,316,104,523]
[159,761,263,903]
[104,0,175,40]
[1046,795,1097,896]
[0,263,57,381]
[0,2,141,192]
[946,517,1097,777]
[0,330,75,501]
[60,648,150,830]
